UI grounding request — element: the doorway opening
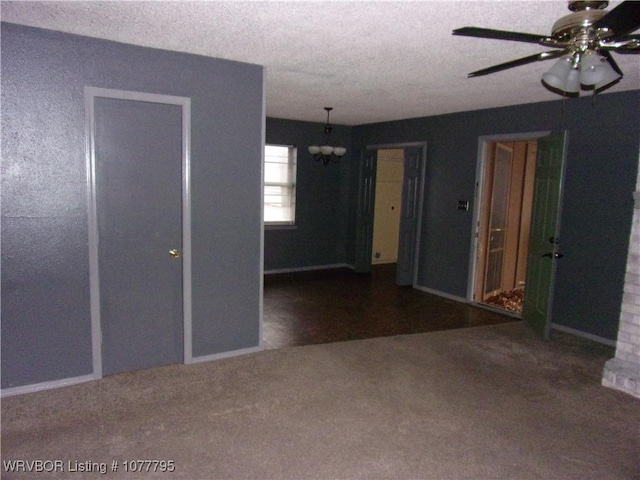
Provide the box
[474,139,538,314]
[354,143,425,286]
[372,149,404,266]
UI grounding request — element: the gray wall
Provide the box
[1,23,264,388]
[3,22,637,391]
[264,117,352,271]
[352,91,640,340]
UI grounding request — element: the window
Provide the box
[264,144,297,225]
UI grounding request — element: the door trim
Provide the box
[84,87,192,379]
[467,131,550,307]
[365,142,427,286]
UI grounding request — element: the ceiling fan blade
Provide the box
[592,1,640,40]
[467,50,567,78]
[601,50,624,77]
[453,27,551,45]
[608,46,640,54]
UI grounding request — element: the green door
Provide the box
[522,132,567,338]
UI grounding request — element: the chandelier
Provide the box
[308,107,346,165]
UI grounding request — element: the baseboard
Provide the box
[550,323,616,347]
[264,263,349,275]
[188,345,264,364]
[412,285,467,303]
[3,345,266,396]
[1,373,96,398]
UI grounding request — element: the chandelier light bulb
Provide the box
[333,147,347,157]
[320,145,334,155]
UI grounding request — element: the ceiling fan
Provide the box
[453,1,640,94]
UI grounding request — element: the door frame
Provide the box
[361,141,427,286]
[467,131,550,312]
[84,87,192,379]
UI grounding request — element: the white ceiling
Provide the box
[2,0,638,125]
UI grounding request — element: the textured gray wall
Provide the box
[264,117,352,271]
[352,91,640,340]
[1,23,264,388]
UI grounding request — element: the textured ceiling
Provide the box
[1,0,638,125]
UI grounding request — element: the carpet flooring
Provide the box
[2,322,638,479]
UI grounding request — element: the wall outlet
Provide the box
[458,200,469,211]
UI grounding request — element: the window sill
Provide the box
[265,223,297,231]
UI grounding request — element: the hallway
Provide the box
[263,264,518,349]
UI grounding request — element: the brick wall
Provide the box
[602,188,640,399]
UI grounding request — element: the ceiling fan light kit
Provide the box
[453,0,639,96]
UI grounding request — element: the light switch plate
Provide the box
[458,200,469,211]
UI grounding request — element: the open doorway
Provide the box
[470,131,567,336]
[474,139,538,314]
[372,149,404,265]
[354,143,425,286]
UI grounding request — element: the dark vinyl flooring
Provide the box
[263,264,518,349]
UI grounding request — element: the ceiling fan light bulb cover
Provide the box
[594,64,622,90]
[333,147,347,157]
[580,51,606,85]
[320,145,334,155]
[308,145,321,155]
[565,69,581,93]
[542,57,573,90]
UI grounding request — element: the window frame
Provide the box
[264,144,297,228]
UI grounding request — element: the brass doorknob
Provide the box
[169,248,181,259]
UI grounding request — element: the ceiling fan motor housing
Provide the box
[552,9,609,43]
